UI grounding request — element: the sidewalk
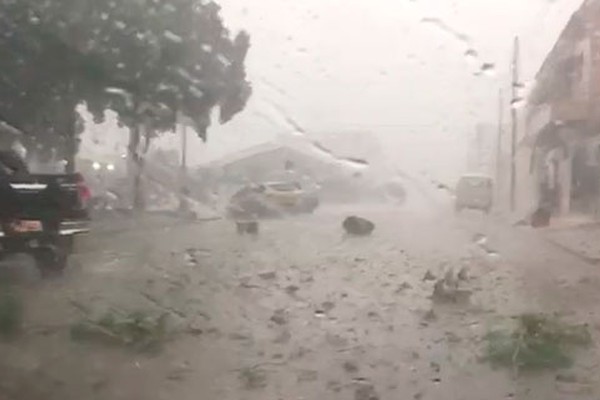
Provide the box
[541,216,600,264]
[90,206,221,235]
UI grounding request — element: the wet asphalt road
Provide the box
[2,200,600,400]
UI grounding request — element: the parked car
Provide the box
[227,181,319,219]
[454,174,493,213]
[0,150,91,276]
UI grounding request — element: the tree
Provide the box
[0,1,109,168]
[80,0,252,208]
[0,0,252,195]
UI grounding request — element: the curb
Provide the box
[542,234,600,266]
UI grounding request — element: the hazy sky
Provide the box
[81,0,584,182]
[208,0,582,179]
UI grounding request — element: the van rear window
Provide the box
[459,177,491,188]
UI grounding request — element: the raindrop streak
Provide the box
[421,17,470,44]
[259,77,287,97]
[265,100,306,136]
[311,141,334,157]
[340,157,369,170]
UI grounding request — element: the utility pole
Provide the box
[510,36,520,212]
[181,122,187,176]
[178,111,189,213]
[496,89,503,204]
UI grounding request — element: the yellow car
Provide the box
[263,181,303,208]
[228,181,319,219]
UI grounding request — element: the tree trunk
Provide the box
[128,123,145,211]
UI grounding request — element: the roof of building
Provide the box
[529,0,594,104]
[205,138,336,169]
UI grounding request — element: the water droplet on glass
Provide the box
[311,141,334,157]
[480,62,495,76]
[190,86,204,99]
[511,97,526,109]
[164,30,183,43]
[464,48,478,61]
[473,233,487,245]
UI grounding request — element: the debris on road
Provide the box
[270,309,288,325]
[236,221,259,235]
[423,309,437,322]
[238,366,268,390]
[70,310,170,352]
[273,329,291,344]
[184,249,199,267]
[395,282,413,293]
[354,381,380,400]
[343,360,359,374]
[343,216,375,236]
[457,266,469,281]
[296,369,318,382]
[432,278,472,304]
[322,301,336,312]
[284,284,300,296]
[423,270,437,281]
[258,270,277,280]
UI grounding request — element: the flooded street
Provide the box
[2,0,600,399]
[2,198,600,400]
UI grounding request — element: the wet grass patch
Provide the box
[70,310,169,352]
[484,313,591,372]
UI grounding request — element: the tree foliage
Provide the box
[0,0,252,163]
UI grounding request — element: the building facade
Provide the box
[520,0,600,219]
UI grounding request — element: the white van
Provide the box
[455,174,493,213]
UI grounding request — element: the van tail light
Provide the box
[75,173,91,207]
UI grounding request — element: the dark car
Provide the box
[0,150,91,276]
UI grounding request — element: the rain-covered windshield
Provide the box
[1,1,600,399]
